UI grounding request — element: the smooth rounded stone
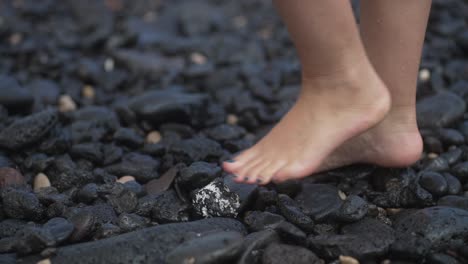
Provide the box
[123,181,144,197]
[113,127,144,148]
[451,162,468,182]
[0,109,58,149]
[274,221,307,245]
[416,91,466,128]
[424,136,444,154]
[0,237,16,253]
[177,161,221,190]
[165,231,244,264]
[67,210,97,242]
[437,128,465,146]
[76,183,99,203]
[116,176,135,184]
[444,173,462,194]
[13,226,55,255]
[389,232,432,259]
[0,168,25,189]
[237,229,280,264]
[0,75,33,110]
[1,189,44,221]
[18,218,246,264]
[70,142,104,164]
[243,211,285,232]
[104,152,160,183]
[309,218,395,260]
[192,178,241,218]
[146,131,162,144]
[337,195,369,222]
[262,243,321,264]
[277,194,314,231]
[82,85,95,99]
[394,206,468,250]
[419,171,448,197]
[33,173,51,192]
[438,195,468,211]
[94,223,121,239]
[294,184,343,221]
[37,258,52,264]
[27,79,60,106]
[204,124,246,141]
[58,95,77,112]
[151,190,190,223]
[0,219,28,238]
[426,253,461,264]
[168,136,224,164]
[339,255,359,264]
[118,213,150,232]
[127,90,208,125]
[423,156,449,172]
[440,147,463,165]
[42,218,74,243]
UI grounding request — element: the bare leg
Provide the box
[223,0,390,184]
[320,0,431,171]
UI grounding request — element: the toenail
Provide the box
[244,177,249,181]
[256,179,262,183]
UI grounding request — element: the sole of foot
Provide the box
[223,66,391,185]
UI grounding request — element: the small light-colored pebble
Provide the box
[427,152,438,159]
[381,260,391,264]
[226,114,238,125]
[82,85,95,100]
[232,15,247,28]
[339,255,360,264]
[58,95,77,112]
[146,131,162,144]
[338,190,347,200]
[190,52,207,65]
[143,11,157,22]
[117,176,136,184]
[9,33,22,45]
[104,58,114,72]
[34,173,51,192]
[386,208,402,215]
[37,259,51,264]
[419,68,430,82]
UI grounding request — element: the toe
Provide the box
[245,160,271,184]
[233,157,263,183]
[257,160,287,185]
[273,162,312,183]
[223,148,258,174]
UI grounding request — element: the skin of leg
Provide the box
[319,0,432,171]
[223,0,390,184]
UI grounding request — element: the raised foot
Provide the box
[223,69,391,185]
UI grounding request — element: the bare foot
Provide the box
[223,66,391,185]
[318,106,423,172]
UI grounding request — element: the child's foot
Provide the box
[317,106,423,172]
[223,66,391,184]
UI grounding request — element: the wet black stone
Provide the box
[0,75,33,111]
[0,109,58,149]
[23,153,54,173]
[426,253,461,264]
[70,143,103,164]
[277,194,314,231]
[123,181,145,197]
[177,161,221,190]
[222,176,258,213]
[0,237,16,254]
[274,221,307,245]
[168,136,223,164]
[18,218,246,263]
[42,217,74,243]
[105,152,160,183]
[451,162,468,182]
[69,106,119,143]
[444,173,462,195]
[13,226,55,255]
[191,178,241,218]
[419,171,448,197]
[337,195,368,222]
[262,243,321,264]
[423,156,450,172]
[243,211,285,232]
[1,189,44,221]
[113,127,144,148]
[152,190,190,223]
[45,154,94,191]
[105,188,138,214]
[165,231,244,264]
[438,128,465,146]
[389,232,432,259]
[309,218,395,260]
[440,147,463,165]
[294,184,342,221]
[38,126,72,155]
[27,79,60,107]
[94,223,121,240]
[394,206,468,250]
[237,229,280,264]
[127,90,207,126]
[102,144,123,166]
[118,213,150,233]
[0,219,27,238]
[76,183,99,204]
[67,210,97,242]
[424,136,444,154]
[438,195,468,211]
[204,124,246,142]
[417,92,466,128]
